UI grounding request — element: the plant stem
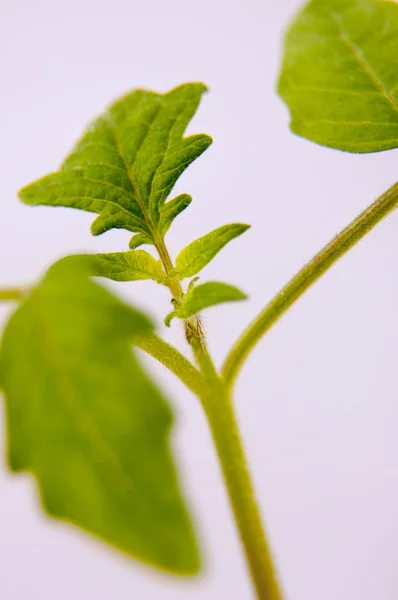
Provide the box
[155,240,284,599]
[222,181,398,388]
[193,341,283,600]
[155,236,184,299]
[133,332,205,397]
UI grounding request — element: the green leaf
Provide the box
[0,259,199,574]
[159,193,192,237]
[165,280,247,325]
[19,83,212,245]
[278,0,398,153]
[183,281,247,316]
[175,223,250,279]
[72,250,167,283]
[128,233,153,250]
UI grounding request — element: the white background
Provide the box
[1,0,398,598]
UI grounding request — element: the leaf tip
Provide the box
[17,183,33,205]
[231,223,252,238]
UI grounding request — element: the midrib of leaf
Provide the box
[109,99,193,240]
[148,109,186,218]
[105,108,187,283]
[30,292,152,509]
[107,111,160,241]
[331,11,398,114]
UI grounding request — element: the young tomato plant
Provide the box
[1,0,398,598]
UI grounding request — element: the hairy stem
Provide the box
[203,391,284,600]
[223,181,398,388]
[155,236,184,299]
[193,341,283,600]
[155,240,283,599]
[133,332,204,397]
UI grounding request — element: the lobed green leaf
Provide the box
[19,83,212,245]
[0,259,199,574]
[278,0,398,153]
[175,224,250,279]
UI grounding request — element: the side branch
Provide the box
[133,332,205,397]
[222,181,398,388]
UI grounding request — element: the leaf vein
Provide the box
[106,113,159,238]
[30,294,143,501]
[331,11,398,114]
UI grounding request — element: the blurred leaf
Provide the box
[19,83,212,246]
[165,280,247,325]
[175,224,250,279]
[0,260,200,574]
[278,0,398,153]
